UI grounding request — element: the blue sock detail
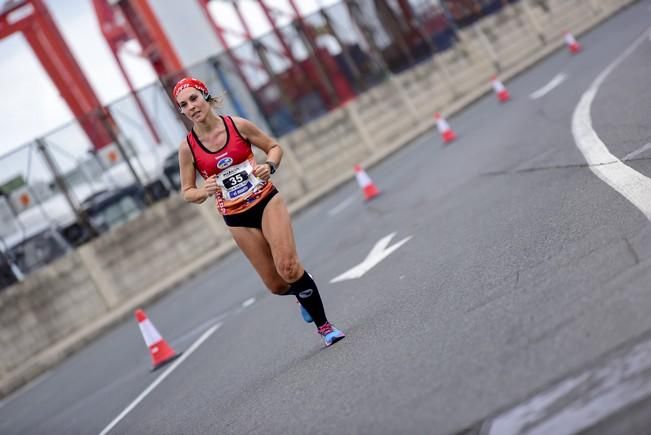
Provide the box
[300,305,313,323]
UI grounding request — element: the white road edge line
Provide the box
[571,27,651,221]
[328,194,357,216]
[171,314,228,346]
[529,73,567,99]
[98,323,221,435]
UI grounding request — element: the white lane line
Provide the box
[242,297,255,308]
[485,337,651,435]
[529,73,567,99]
[571,27,651,221]
[171,314,227,346]
[98,323,221,435]
[623,142,651,161]
[328,194,357,216]
[331,232,411,283]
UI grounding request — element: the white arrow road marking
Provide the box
[330,232,412,283]
[529,73,567,99]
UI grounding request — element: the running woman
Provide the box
[175,77,345,346]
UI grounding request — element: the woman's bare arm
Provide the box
[178,140,216,204]
[233,117,283,165]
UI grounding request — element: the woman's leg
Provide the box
[261,195,328,327]
[228,226,288,294]
[260,195,302,282]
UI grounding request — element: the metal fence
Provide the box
[0,0,522,286]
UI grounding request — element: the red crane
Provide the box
[92,0,195,141]
[197,0,355,111]
[0,0,114,150]
[105,0,184,82]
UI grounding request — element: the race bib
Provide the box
[216,161,262,200]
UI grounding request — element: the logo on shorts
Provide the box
[217,157,233,169]
[298,289,313,299]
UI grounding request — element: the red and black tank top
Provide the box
[186,115,274,215]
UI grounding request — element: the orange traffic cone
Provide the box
[491,76,510,102]
[434,112,457,144]
[354,164,380,201]
[564,31,582,54]
[135,309,178,370]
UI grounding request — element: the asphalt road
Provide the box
[1,2,651,434]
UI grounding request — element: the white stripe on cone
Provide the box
[492,78,506,93]
[564,32,577,46]
[356,169,372,188]
[138,318,163,347]
[436,116,451,134]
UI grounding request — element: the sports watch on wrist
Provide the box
[265,160,277,175]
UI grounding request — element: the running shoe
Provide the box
[300,304,313,323]
[317,322,345,347]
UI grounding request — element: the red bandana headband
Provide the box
[173,77,209,99]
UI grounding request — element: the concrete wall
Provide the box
[82,195,229,304]
[0,0,636,398]
[0,253,107,379]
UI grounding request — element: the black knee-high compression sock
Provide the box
[287,270,327,327]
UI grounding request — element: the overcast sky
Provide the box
[0,0,338,157]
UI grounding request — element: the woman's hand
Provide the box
[253,163,271,181]
[202,175,218,197]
